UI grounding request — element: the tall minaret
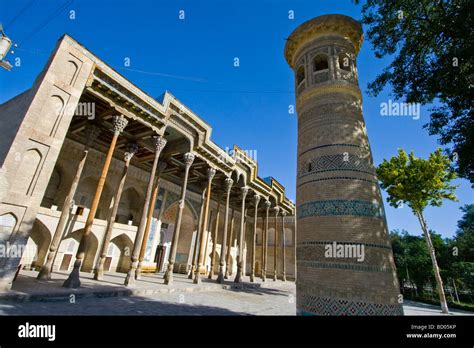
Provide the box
[285,14,403,315]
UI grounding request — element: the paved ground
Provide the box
[0,270,471,316]
[403,300,474,316]
[1,270,296,315]
[0,286,296,315]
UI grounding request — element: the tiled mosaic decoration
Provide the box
[299,153,375,177]
[297,199,384,219]
[297,295,404,316]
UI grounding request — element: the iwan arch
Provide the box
[0,34,296,291]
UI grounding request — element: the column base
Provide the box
[37,264,52,281]
[164,273,173,285]
[224,267,229,279]
[135,267,142,280]
[93,268,104,281]
[193,271,202,284]
[124,268,136,286]
[217,265,225,284]
[164,264,173,285]
[234,267,243,283]
[187,268,194,279]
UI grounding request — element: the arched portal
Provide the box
[109,233,134,273]
[22,219,52,269]
[116,187,144,226]
[162,199,197,272]
[59,229,98,272]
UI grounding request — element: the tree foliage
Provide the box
[376,148,458,214]
[390,222,474,300]
[354,0,474,183]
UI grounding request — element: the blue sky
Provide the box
[0,0,472,238]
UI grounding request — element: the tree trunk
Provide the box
[416,211,449,314]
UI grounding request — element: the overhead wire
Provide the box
[3,0,37,30]
[17,0,74,46]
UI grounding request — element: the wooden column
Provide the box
[94,142,139,280]
[203,211,214,272]
[208,192,222,279]
[155,189,169,274]
[250,194,260,282]
[217,177,233,283]
[273,206,280,281]
[294,215,297,281]
[38,124,100,280]
[188,185,206,279]
[163,152,195,285]
[224,208,235,279]
[234,187,248,283]
[193,167,216,284]
[281,210,287,281]
[261,200,271,281]
[124,135,167,286]
[63,115,128,288]
[136,161,167,279]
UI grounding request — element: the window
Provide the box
[67,240,75,253]
[296,66,305,85]
[307,162,312,173]
[313,54,328,71]
[0,213,17,240]
[338,53,351,72]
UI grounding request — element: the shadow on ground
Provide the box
[0,294,246,316]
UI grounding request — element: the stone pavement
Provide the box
[0,270,297,315]
[403,300,474,316]
[0,269,294,303]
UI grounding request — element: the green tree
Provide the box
[353,0,474,183]
[452,204,474,295]
[377,148,458,313]
[390,230,433,294]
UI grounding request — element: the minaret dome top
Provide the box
[284,14,363,68]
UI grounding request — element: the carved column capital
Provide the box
[153,135,167,153]
[224,177,233,193]
[124,142,139,162]
[207,167,216,181]
[264,200,271,211]
[281,210,287,217]
[274,206,280,216]
[183,152,195,168]
[84,124,101,147]
[112,115,128,136]
[253,194,261,206]
[241,186,249,199]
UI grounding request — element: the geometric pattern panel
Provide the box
[298,199,384,219]
[299,153,375,177]
[297,260,393,273]
[298,295,403,316]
